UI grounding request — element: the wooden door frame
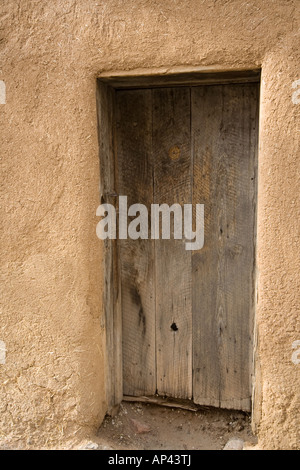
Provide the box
[96,68,261,415]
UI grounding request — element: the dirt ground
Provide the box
[93,400,258,451]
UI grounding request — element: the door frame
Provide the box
[96,68,261,415]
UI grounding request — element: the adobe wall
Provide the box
[0,0,299,449]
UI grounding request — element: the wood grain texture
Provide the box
[116,89,156,396]
[153,88,192,399]
[97,83,123,411]
[192,84,258,411]
[100,70,260,90]
[123,395,206,411]
[114,83,258,410]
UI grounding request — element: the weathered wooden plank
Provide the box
[192,84,258,411]
[123,395,207,412]
[153,87,193,399]
[219,84,258,410]
[116,89,156,396]
[97,82,123,412]
[191,86,224,408]
[111,89,123,410]
[99,70,260,90]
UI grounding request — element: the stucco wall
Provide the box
[0,0,299,449]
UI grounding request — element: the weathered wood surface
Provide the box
[192,84,258,410]
[114,83,258,410]
[116,89,156,396]
[153,88,192,399]
[123,395,208,412]
[99,69,260,90]
[97,83,123,411]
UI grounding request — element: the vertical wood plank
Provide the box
[97,83,123,411]
[192,86,224,408]
[112,89,124,409]
[153,87,193,399]
[116,89,156,396]
[192,84,258,411]
[220,84,258,410]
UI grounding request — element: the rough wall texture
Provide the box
[0,0,299,449]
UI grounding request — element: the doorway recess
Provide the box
[97,69,260,415]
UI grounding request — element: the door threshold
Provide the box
[123,395,210,412]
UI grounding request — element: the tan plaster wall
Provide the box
[0,0,299,449]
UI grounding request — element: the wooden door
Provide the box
[115,83,259,411]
